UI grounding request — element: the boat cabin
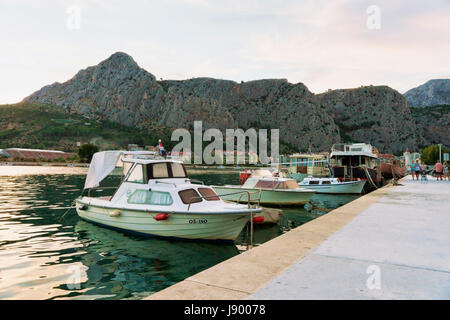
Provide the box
[288,153,329,177]
[330,143,378,168]
[243,177,301,190]
[83,152,228,209]
[329,143,381,184]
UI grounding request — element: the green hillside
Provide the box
[0,103,297,157]
[0,103,173,152]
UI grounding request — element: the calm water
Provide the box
[0,166,359,299]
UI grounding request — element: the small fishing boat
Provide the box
[212,170,316,206]
[75,151,262,243]
[299,177,366,194]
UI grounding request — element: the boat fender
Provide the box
[80,205,88,211]
[154,213,169,221]
[253,216,264,224]
[109,210,121,217]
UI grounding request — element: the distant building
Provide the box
[0,148,75,161]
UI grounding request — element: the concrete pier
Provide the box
[147,177,450,300]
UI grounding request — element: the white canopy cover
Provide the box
[83,150,158,189]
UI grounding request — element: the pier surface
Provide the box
[147,177,450,300]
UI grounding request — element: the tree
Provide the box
[78,143,99,162]
[421,145,450,165]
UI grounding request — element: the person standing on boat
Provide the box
[158,139,167,158]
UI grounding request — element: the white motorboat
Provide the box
[213,170,316,206]
[298,177,366,194]
[75,151,262,243]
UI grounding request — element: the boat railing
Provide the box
[154,180,178,187]
[331,143,346,152]
[187,190,261,211]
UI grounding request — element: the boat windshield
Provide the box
[255,180,278,189]
[147,162,187,179]
[126,164,146,183]
[179,189,202,204]
[198,187,220,201]
[277,180,300,189]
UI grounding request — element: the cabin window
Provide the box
[127,190,173,205]
[171,162,187,178]
[152,163,169,178]
[179,189,202,204]
[198,188,220,201]
[308,180,320,185]
[147,162,188,179]
[255,180,277,189]
[126,164,145,183]
[322,181,331,184]
[277,180,300,189]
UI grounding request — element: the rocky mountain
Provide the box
[23,52,439,154]
[410,105,450,148]
[316,86,418,154]
[404,79,450,107]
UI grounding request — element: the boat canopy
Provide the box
[84,151,157,189]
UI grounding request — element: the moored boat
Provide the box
[299,177,366,194]
[75,151,262,242]
[329,143,381,191]
[212,170,316,206]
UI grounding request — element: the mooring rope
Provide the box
[59,201,76,222]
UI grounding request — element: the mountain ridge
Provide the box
[22,52,448,154]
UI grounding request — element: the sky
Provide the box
[0,0,449,104]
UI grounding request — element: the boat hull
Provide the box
[299,180,366,194]
[288,172,309,183]
[213,186,315,206]
[380,163,406,179]
[75,200,250,242]
[259,208,283,224]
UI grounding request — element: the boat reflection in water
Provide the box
[65,219,240,299]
